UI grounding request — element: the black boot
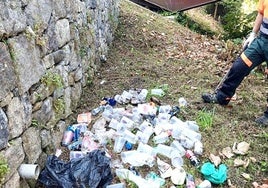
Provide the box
[201,93,219,104]
[255,115,268,126]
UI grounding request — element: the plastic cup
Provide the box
[113,136,126,153]
[170,150,184,168]
[18,164,40,179]
[170,140,186,156]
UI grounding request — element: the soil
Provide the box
[68,0,267,187]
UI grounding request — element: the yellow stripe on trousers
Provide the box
[241,52,253,67]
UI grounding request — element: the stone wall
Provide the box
[0,0,119,187]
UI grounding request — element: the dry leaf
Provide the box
[234,158,245,167]
[209,153,221,167]
[222,147,234,158]
[250,157,257,163]
[241,173,251,180]
[252,182,268,188]
[233,141,250,155]
[243,158,250,168]
[227,179,237,188]
[234,158,250,168]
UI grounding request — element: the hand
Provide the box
[243,32,256,50]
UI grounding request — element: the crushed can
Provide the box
[61,130,74,147]
[186,150,200,167]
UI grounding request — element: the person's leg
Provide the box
[202,37,265,105]
[255,36,268,126]
[216,56,253,105]
[255,97,268,126]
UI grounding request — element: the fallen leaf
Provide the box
[243,158,250,168]
[241,173,251,180]
[233,141,250,155]
[227,179,237,188]
[209,153,221,167]
[250,157,257,163]
[221,147,234,158]
[252,182,268,188]
[253,182,259,188]
[234,158,245,167]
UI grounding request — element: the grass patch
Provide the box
[196,107,214,130]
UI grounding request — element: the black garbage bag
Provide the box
[38,149,113,188]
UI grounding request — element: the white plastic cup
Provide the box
[123,130,137,144]
[185,121,199,132]
[194,140,203,155]
[181,128,201,142]
[18,164,40,179]
[178,135,195,149]
[170,150,184,168]
[153,132,169,144]
[155,144,174,158]
[151,89,165,96]
[171,125,183,139]
[170,140,186,157]
[137,142,157,157]
[70,151,84,160]
[113,136,126,153]
[138,89,148,102]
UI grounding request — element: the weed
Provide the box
[31,119,39,127]
[53,98,65,115]
[126,179,138,188]
[41,71,64,89]
[196,108,214,130]
[0,155,9,186]
[79,47,87,59]
[259,160,268,172]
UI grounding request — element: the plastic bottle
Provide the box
[178,135,195,149]
[138,89,148,102]
[67,140,82,150]
[121,151,155,167]
[181,127,202,142]
[169,106,180,117]
[91,106,105,116]
[151,88,165,96]
[185,121,199,132]
[61,126,75,146]
[186,173,196,188]
[185,150,200,167]
[155,144,174,158]
[153,132,169,144]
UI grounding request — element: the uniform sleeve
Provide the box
[258,0,264,14]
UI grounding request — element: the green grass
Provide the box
[196,107,214,130]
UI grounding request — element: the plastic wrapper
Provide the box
[37,149,112,188]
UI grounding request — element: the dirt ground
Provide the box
[73,0,267,187]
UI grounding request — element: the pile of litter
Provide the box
[37,88,228,188]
